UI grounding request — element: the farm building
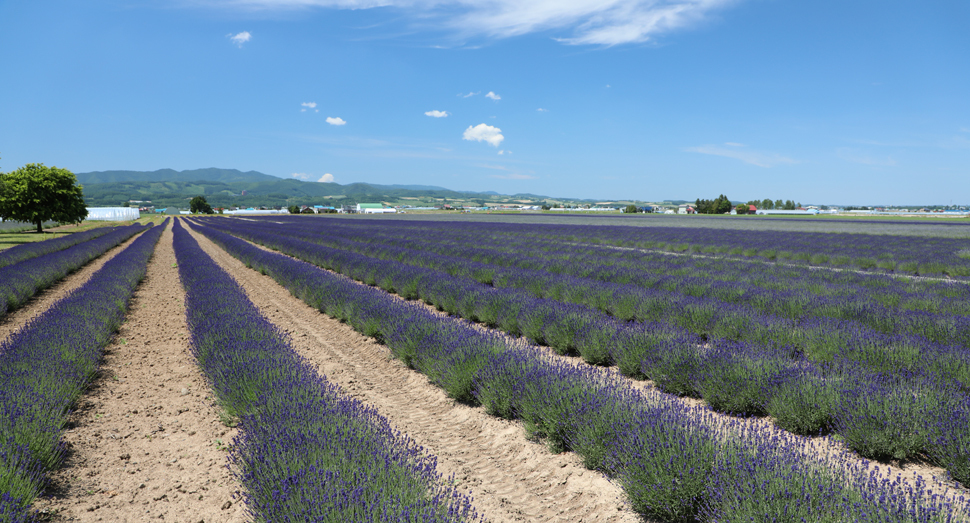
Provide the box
[85,207,141,221]
[357,203,396,214]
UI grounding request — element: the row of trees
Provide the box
[0,162,88,232]
[694,194,733,215]
[747,198,802,211]
[692,195,804,215]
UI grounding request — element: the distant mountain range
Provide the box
[74,168,619,209]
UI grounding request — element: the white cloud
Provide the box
[724,142,744,147]
[326,117,347,126]
[685,144,796,168]
[459,91,480,98]
[485,91,501,101]
[463,123,504,147]
[228,31,251,47]
[498,150,512,155]
[537,108,548,112]
[605,84,611,88]
[837,148,897,167]
[301,102,319,113]
[425,110,449,118]
[206,2,735,47]
[292,172,336,182]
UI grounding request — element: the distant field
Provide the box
[348,211,970,238]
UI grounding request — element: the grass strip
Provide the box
[0,220,164,522]
[171,219,478,523]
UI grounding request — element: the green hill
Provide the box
[74,168,614,209]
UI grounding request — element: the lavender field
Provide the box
[183,214,970,522]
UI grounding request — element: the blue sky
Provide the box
[1,0,967,205]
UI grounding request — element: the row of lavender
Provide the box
[298,217,970,317]
[240,217,970,349]
[0,223,146,318]
[295,215,970,275]
[224,218,970,390]
[0,225,120,270]
[171,220,478,522]
[407,217,970,277]
[187,218,967,522]
[194,217,970,485]
[202,217,970,390]
[0,221,164,523]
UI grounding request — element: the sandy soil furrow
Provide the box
[34,224,246,523]
[190,221,966,505]
[0,230,147,343]
[185,222,641,523]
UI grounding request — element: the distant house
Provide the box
[677,204,695,214]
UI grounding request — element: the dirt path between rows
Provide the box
[187,219,967,508]
[184,221,641,522]
[0,230,147,344]
[34,223,246,523]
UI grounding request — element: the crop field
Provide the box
[1,215,969,522]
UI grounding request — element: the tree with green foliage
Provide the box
[189,195,213,214]
[0,163,88,233]
[735,204,748,215]
[623,204,638,213]
[288,205,301,214]
[695,194,733,214]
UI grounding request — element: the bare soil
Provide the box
[1,230,146,342]
[184,223,641,522]
[22,217,965,522]
[33,223,246,523]
[192,221,967,507]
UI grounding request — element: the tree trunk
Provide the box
[36,220,43,233]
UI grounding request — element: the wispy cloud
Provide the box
[202,1,735,46]
[723,142,744,147]
[424,110,449,117]
[228,31,251,47]
[459,91,480,98]
[837,148,897,167]
[301,102,318,113]
[961,127,970,133]
[685,144,796,168]
[326,116,347,126]
[485,91,501,101]
[537,108,548,112]
[490,173,536,180]
[463,123,504,147]
[291,172,311,180]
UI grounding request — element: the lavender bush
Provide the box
[188,218,967,521]
[0,225,120,270]
[0,220,163,522]
[171,220,478,522]
[0,223,145,318]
